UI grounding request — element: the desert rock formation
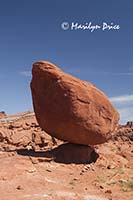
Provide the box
[0,111,6,118]
[31,61,119,145]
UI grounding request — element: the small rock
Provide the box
[2,177,7,181]
[26,145,33,150]
[100,185,104,189]
[105,189,112,194]
[46,169,52,172]
[69,172,74,175]
[107,164,115,169]
[84,164,95,171]
[27,169,36,173]
[119,179,127,183]
[22,124,30,130]
[8,124,14,129]
[30,157,39,164]
[16,185,23,190]
[32,132,45,145]
[38,158,53,162]
[84,165,90,170]
[73,178,79,181]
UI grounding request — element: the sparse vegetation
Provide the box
[120,179,133,192]
[96,175,107,184]
[111,147,116,152]
[69,180,76,186]
[96,168,125,186]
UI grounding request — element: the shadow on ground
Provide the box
[17,143,99,164]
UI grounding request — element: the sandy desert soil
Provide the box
[0,112,133,200]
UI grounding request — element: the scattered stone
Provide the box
[105,189,112,194]
[46,169,52,172]
[115,125,133,142]
[119,179,127,183]
[8,124,14,129]
[100,185,104,189]
[107,164,115,169]
[0,117,54,151]
[16,185,23,190]
[31,61,119,145]
[84,164,95,171]
[32,132,45,146]
[73,178,79,181]
[27,169,36,173]
[38,157,53,162]
[29,157,39,164]
[26,145,33,150]
[11,122,22,128]
[2,177,7,181]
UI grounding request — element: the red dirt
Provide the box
[0,112,132,200]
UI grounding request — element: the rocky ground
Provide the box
[0,112,132,200]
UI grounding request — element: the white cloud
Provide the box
[110,94,133,104]
[63,66,133,77]
[113,72,133,76]
[117,107,133,124]
[100,71,133,76]
[19,71,31,77]
[110,94,133,124]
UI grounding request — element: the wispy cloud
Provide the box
[110,94,133,124]
[100,71,133,76]
[129,67,133,71]
[110,94,133,104]
[64,69,133,76]
[62,64,133,76]
[95,72,133,76]
[117,107,133,124]
[19,71,31,77]
[112,72,133,76]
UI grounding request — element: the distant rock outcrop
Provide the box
[126,121,133,127]
[31,61,119,145]
[0,111,6,118]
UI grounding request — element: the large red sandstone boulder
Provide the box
[30,61,119,145]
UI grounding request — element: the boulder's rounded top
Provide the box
[33,61,61,72]
[32,61,62,78]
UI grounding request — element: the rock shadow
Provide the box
[17,143,99,164]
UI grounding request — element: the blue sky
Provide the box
[0,0,133,124]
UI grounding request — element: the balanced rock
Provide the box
[30,61,119,145]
